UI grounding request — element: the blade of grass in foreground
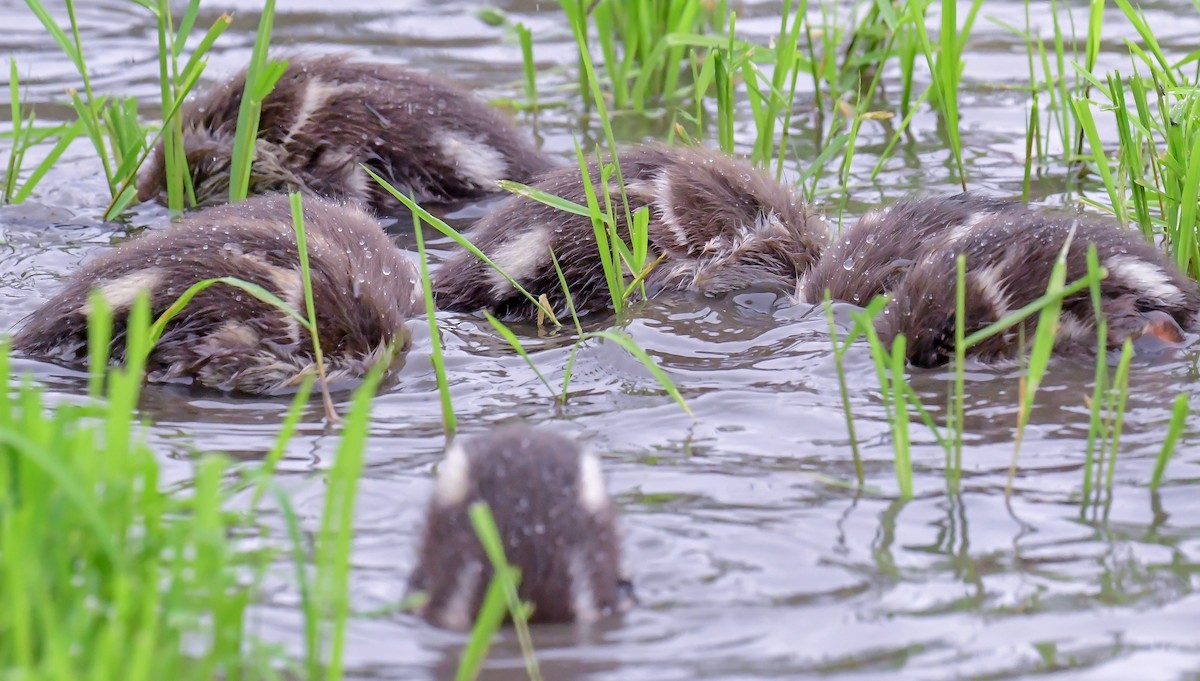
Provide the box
[824,294,866,486]
[317,348,388,681]
[1007,231,1072,496]
[889,335,913,500]
[950,255,967,494]
[466,502,543,681]
[455,568,512,681]
[86,290,113,400]
[1082,254,1108,505]
[1102,339,1134,496]
[228,0,284,203]
[852,303,914,499]
[365,166,559,324]
[582,329,693,418]
[413,203,458,435]
[1150,393,1189,490]
[0,301,287,679]
[289,192,340,423]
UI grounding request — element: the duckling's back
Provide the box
[433,143,828,320]
[14,195,421,393]
[408,425,632,629]
[137,55,557,212]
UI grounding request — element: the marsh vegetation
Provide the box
[3,0,1200,678]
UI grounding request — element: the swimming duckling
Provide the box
[862,197,1200,367]
[13,195,421,394]
[433,143,829,320]
[408,425,633,629]
[137,54,557,212]
[798,193,1015,305]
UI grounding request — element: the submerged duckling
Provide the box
[844,196,1200,367]
[408,425,633,629]
[13,195,421,394]
[433,143,829,320]
[137,54,557,212]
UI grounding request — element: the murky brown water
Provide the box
[4,0,1200,678]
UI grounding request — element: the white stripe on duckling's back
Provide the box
[486,224,553,296]
[92,268,164,313]
[439,130,509,188]
[1105,255,1184,303]
[284,78,334,144]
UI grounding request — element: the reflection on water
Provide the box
[3,0,1200,677]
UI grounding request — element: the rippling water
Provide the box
[3,0,1200,678]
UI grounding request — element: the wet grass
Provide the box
[372,166,691,418]
[228,0,284,205]
[3,0,1192,505]
[0,296,381,679]
[4,0,1200,676]
[3,59,83,204]
[18,0,233,215]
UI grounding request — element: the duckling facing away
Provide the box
[433,143,829,320]
[408,425,633,629]
[13,195,421,394]
[812,195,1200,367]
[799,193,1017,306]
[137,54,557,212]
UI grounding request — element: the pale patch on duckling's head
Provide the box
[941,209,996,246]
[969,263,1013,318]
[638,172,690,249]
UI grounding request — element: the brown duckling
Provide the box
[433,143,829,320]
[137,54,557,212]
[799,193,1016,305]
[408,425,633,629]
[13,194,420,394]
[855,197,1200,367]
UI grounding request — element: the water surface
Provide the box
[3,0,1200,678]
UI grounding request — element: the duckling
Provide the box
[12,194,421,394]
[408,425,633,629]
[798,193,1015,305]
[860,197,1200,367]
[433,143,829,320]
[137,54,557,213]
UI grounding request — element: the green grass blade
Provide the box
[1150,394,1188,490]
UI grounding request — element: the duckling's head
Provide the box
[875,209,1200,368]
[137,130,303,209]
[623,144,829,297]
[408,426,633,629]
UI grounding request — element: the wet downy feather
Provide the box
[432,143,829,320]
[408,425,633,629]
[137,54,558,213]
[12,194,422,394]
[798,193,1015,306]
[852,196,1200,367]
